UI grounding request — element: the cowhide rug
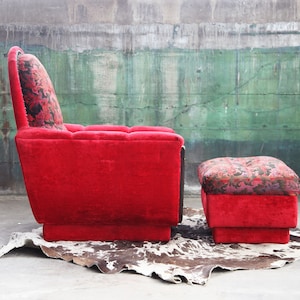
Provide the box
[1,208,300,285]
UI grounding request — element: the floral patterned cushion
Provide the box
[198,156,300,195]
[18,53,66,130]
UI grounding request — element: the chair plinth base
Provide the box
[43,224,171,242]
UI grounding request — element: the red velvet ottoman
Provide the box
[198,156,300,244]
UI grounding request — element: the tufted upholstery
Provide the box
[198,156,300,195]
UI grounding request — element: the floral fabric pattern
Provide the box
[198,156,300,195]
[18,54,66,130]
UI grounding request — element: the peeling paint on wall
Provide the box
[1,45,300,190]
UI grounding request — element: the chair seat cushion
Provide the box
[198,156,300,195]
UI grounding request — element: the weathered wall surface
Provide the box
[1,0,300,193]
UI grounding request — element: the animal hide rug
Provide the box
[1,208,300,285]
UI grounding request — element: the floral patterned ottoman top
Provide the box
[198,156,300,195]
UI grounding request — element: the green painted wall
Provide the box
[25,46,300,141]
[1,44,300,191]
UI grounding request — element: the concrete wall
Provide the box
[1,0,300,194]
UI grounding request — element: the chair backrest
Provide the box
[8,46,66,130]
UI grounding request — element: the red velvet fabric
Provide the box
[201,190,298,228]
[8,46,185,242]
[43,224,171,242]
[212,228,290,244]
[201,190,298,243]
[64,124,175,133]
[16,131,184,226]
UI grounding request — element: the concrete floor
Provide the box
[0,195,300,300]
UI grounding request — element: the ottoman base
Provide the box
[212,227,290,244]
[201,190,298,244]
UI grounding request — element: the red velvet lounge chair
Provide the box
[7,46,185,242]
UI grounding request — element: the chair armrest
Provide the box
[16,127,184,226]
[16,126,183,143]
